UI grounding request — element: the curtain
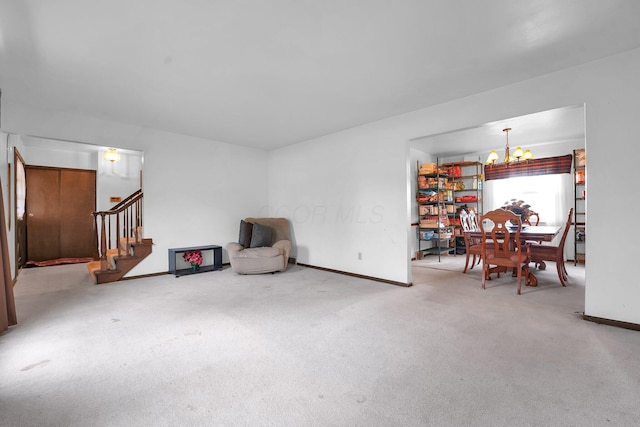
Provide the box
[1,174,17,334]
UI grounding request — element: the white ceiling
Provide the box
[2,1,640,150]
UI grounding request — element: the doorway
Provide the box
[408,105,586,285]
[25,166,96,262]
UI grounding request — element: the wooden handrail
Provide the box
[111,189,142,211]
[92,190,144,272]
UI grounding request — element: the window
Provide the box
[484,174,572,227]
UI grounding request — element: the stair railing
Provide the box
[92,189,143,272]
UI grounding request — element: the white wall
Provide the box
[269,47,640,324]
[96,150,143,213]
[2,103,270,277]
[19,136,96,170]
[136,129,269,276]
[268,126,412,284]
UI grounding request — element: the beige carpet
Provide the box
[1,257,639,426]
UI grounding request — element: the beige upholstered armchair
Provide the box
[226,217,292,274]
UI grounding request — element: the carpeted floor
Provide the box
[1,257,639,426]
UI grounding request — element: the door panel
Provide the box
[26,167,96,261]
[60,169,96,258]
[26,168,60,261]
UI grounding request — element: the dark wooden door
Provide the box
[26,167,96,261]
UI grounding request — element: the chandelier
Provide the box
[486,127,533,166]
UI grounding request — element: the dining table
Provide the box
[468,225,561,287]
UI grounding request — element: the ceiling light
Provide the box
[104,148,121,163]
[486,128,533,166]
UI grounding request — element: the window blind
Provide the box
[484,154,573,181]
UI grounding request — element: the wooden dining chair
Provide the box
[523,212,543,245]
[524,212,540,226]
[529,208,574,287]
[480,209,531,295]
[460,209,482,273]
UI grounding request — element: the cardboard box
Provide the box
[420,220,438,227]
[419,163,437,174]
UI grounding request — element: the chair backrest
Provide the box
[480,209,525,262]
[244,217,291,245]
[468,209,479,231]
[525,212,540,226]
[557,208,574,251]
[459,209,470,232]
[460,209,480,232]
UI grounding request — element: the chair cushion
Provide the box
[239,220,253,248]
[233,246,282,259]
[250,222,272,248]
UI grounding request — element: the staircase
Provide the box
[87,190,153,284]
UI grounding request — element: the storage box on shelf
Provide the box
[440,160,484,237]
[416,160,455,261]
